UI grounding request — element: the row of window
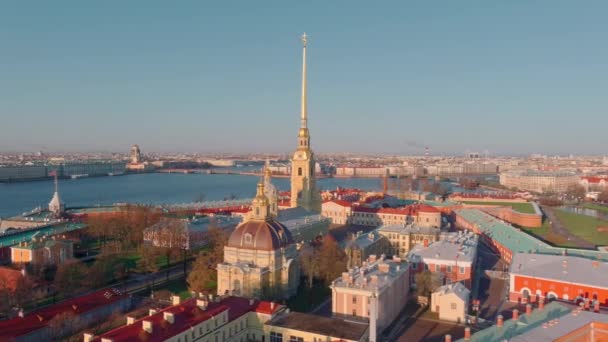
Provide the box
[413,263,466,274]
[270,332,304,342]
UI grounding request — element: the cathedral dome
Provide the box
[227,220,294,251]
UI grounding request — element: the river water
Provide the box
[559,205,608,221]
[0,173,384,217]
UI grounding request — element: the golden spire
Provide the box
[300,32,308,130]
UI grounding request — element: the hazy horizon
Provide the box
[1,1,607,155]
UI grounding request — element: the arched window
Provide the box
[298,168,302,176]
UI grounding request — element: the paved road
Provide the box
[541,205,595,249]
[476,241,509,321]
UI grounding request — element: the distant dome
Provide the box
[227,220,294,251]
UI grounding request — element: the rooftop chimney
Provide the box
[595,301,600,313]
[83,333,94,342]
[172,295,181,306]
[142,320,153,334]
[149,309,157,316]
[249,298,255,306]
[270,302,275,310]
[101,339,114,342]
[163,312,175,324]
[444,334,452,342]
[197,299,208,310]
[378,263,390,273]
[126,316,135,325]
[369,255,377,263]
[497,315,504,327]
[512,309,519,320]
[464,327,471,340]
[526,304,532,315]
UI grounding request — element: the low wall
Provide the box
[463,205,542,228]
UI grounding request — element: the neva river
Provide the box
[0,173,384,218]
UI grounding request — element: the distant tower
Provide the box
[290,33,321,212]
[48,173,65,215]
[130,144,142,164]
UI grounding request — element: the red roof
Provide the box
[413,204,441,213]
[0,288,128,340]
[94,296,280,342]
[326,200,353,208]
[582,176,608,184]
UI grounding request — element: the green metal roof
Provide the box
[455,208,608,261]
[0,222,86,247]
[457,302,571,342]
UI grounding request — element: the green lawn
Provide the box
[582,202,608,214]
[151,279,192,299]
[521,219,573,248]
[461,201,536,214]
[287,281,330,312]
[554,209,608,246]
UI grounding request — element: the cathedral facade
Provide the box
[217,181,300,300]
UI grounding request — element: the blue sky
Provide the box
[0,1,606,155]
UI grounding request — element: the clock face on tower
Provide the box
[294,152,307,161]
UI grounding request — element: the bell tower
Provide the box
[290,33,321,212]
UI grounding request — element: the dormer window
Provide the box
[244,233,253,244]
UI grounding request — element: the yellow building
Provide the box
[217,181,300,300]
[10,236,73,265]
[377,224,440,257]
[430,282,470,323]
[290,33,321,213]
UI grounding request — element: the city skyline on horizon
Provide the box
[1,2,607,155]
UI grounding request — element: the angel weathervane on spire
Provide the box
[301,32,308,47]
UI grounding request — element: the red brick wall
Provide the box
[510,274,608,305]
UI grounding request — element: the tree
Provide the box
[55,261,88,297]
[565,184,586,202]
[0,279,12,317]
[299,246,320,288]
[136,245,161,294]
[414,270,441,298]
[12,276,34,309]
[87,255,127,288]
[317,235,348,285]
[187,226,228,293]
[598,190,608,203]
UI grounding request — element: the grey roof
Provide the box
[378,224,438,235]
[331,257,408,293]
[266,311,368,341]
[408,231,478,264]
[434,282,470,302]
[346,229,387,250]
[510,252,608,289]
[512,309,608,342]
